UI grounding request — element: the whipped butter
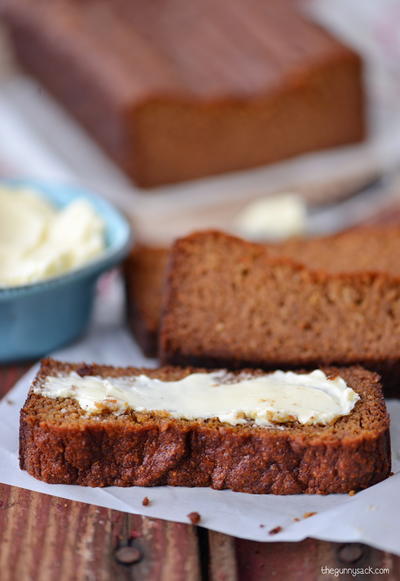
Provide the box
[235,193,306,241]
[0,186,105,287]
[36,370,360,427]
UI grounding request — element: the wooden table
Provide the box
[0,366,399,580]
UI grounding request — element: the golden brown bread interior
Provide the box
[159,228,400,395]
[20,359,390,494]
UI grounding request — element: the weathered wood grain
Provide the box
[234,538,319,581]
[0,484,201,581]
[0,363,31,398]
[227,537,400,580]
[209,531,238,581]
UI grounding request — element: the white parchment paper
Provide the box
[0,275,399,554]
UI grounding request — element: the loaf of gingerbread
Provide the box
[2,0,365,187]
[20,359,390,494]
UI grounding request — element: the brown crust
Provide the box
[163,228,400,288]
[124,246,169,358]
[20,359,391,494]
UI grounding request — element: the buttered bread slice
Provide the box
[20,359,390,494]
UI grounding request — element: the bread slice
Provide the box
[124,246,169,357]
[20,359,390,494]
[160,229,400,395]
[124,227,400,360]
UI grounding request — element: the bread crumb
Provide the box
[76,365,93,377]
[142,497,150,506]
[268,526,282,535]
[187,511,201,525]
[303,512,317,519]
[259,524,265,528]
[293,517,300,522]
[348,490,357,496]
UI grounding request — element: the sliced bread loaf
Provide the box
[160,229,400,394]
[20,359,390,494]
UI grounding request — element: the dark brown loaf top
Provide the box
[124,246,169,357]
[159,229,400,394]
[2,0,364,187]
[20,359,390,494]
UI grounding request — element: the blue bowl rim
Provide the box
[0,178,133,299]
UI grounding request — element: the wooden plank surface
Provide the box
[0,484,202,581]
[1,365,400,580]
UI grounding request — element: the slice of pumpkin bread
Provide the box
[160,229,400,394]
[20,359,390,494]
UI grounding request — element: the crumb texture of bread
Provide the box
[20,359,390,494]
[2,0,364,187]
[159,229,400,394]
[124,246,169,357]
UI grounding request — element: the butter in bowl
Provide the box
[0,180,132,362]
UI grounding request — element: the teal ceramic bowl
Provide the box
[0,179,132,362]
